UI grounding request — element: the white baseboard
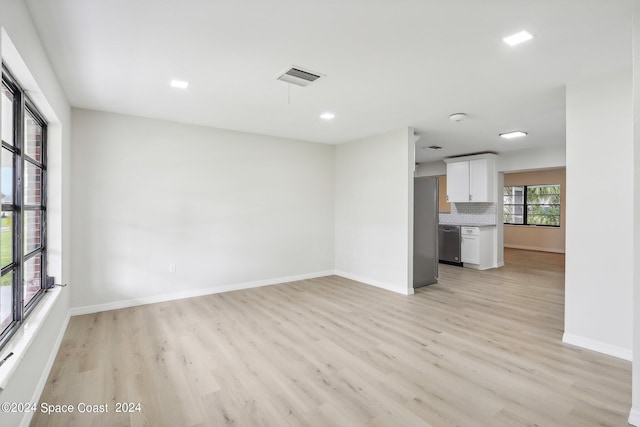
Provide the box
[629,408,640,426]
[504,244,565,254]
[334,270,412,295]
[21,312,70,427]
[69,270,335,316]
[562,333,632,361]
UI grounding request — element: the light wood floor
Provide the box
[32,249,631,426]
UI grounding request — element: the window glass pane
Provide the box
[1,86,13,145]
[1,212,13,268]
[503,186,525,224]
[2,148,13,204]
[25,110,42,162]
[503,186,525,204]
[527,205,560,226]
[1,271,13,332]
[24,161,42,206]
[24,254,42,307]
[24,211,42,254]
[503,209,524,224]
[527,185,561,205]
[526,185,561,226]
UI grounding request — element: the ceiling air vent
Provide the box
[277,66,324,87]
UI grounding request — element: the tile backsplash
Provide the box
[439,203,497,225]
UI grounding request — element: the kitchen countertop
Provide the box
[440,223,496,228]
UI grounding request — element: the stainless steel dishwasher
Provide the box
[438,224,462,265]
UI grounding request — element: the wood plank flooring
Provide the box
[31,249,631,426]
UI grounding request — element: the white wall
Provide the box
[564,68,633,360]
[497,145,566,172]
[0,0,71,426]
[334,128,413,295]
[630,10,640,427]
[415,160,445,177]
[70,109,335,311]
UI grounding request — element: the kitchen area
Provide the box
[413,153,500,288]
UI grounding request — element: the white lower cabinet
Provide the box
[461,226,495,270]
[461,235,479,264]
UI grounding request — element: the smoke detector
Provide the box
[277,66,324,87]
[449,113,467,122]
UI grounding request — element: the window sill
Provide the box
[0,287,62,391]
[504,224,561,228]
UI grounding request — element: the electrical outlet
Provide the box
[169,263,176,273]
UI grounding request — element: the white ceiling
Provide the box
[25,0,636,162]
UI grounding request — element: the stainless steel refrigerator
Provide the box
[413,176,439,288]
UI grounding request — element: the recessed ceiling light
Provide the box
[499,130,528,139]
[503,30,533,46]
[320,112,335,120]
[170,79,189,89]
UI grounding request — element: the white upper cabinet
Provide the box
[445,154,496,203]
[469,158,493,202]
[445,161,469,203]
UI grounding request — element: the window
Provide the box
[0,65,47,349]
[503,184,560,226]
